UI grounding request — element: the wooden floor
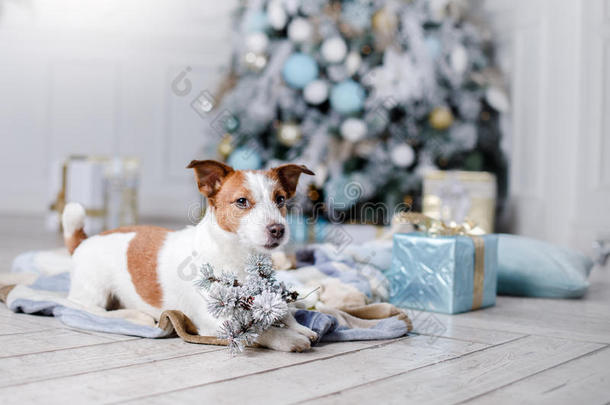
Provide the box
[1,215,609,404]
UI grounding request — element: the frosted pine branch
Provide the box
[194,253,297,355]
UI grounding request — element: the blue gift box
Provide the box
[385,232,498,314]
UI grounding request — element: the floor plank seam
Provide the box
[61,328,141,342]
[0,336,143,361]
[292,334,530,405]
[107,337,411,404]
[0,327,58,337]
[417,321,610,345]
[410,331,523,346]
[0,344,228,389]
[452,344,610,405]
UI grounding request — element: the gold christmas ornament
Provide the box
[372,7,398,33]
[372,7,397,50]
[429,107,454,130]
[277,122,302,146]
[218,134,234,159]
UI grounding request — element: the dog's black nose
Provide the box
[267,223,285,240]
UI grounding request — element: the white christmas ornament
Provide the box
[450,45,468,74]
[340,118,367,142]
[486,86,510,112]
[267,0,287,30]
[345,52,362,76]
[246,32,269,53]
[282,0,299,15]
[321,37,348,64]
[390,144,415,168]
[287,18,312,43]
[303,80,329,105]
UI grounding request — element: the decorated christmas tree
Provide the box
[208,0,508,223]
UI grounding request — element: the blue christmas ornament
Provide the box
[245,10,269,32]
[425,36,441,58]
[282,53,319,89]
[330,80,365,115]
[227,147,262,170]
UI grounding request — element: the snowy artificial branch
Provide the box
[195,253,297,355]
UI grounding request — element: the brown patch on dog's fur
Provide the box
[187,160,234,198]
[100,226,170,308]
[267,164,314,198]
[210,171,255,233]
[66,228,88,255]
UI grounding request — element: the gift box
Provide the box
[422,170,496,233]
[386,232,498,314]
[47,155,140,235]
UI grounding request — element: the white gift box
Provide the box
[47,156,139,235]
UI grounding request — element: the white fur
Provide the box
[62,202,85,237]
[65,171,316,351]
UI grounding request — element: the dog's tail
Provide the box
[62,202,87,255]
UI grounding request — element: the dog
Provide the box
[62,160,318,351]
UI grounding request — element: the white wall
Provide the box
[0,0,608,254]
[482,0,610,254]
[0,0,236,218]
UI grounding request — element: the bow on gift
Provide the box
[391,212,486,237]
[391,212,488,310]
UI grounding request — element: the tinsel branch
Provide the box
[194,254,298,355]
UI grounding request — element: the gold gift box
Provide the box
[422,170,497,233]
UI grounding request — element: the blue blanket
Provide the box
[3,249,410,344]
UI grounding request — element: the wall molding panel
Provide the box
[0,0,236,218]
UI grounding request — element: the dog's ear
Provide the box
[269,164,315,198]
[187,160,234,197]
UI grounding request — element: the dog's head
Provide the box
[187,160,314,252]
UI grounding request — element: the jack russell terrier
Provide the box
[62,160,318,352]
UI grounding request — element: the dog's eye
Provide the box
[235,198,250,209]
[275,195,286,207]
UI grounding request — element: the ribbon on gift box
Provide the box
[392,212,487,310]
[49,155,140,234]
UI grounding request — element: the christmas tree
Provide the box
[209,0,508,223]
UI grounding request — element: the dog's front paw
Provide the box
[293,323,318,343]
[256,327,312,352]
[274,333,312,352]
